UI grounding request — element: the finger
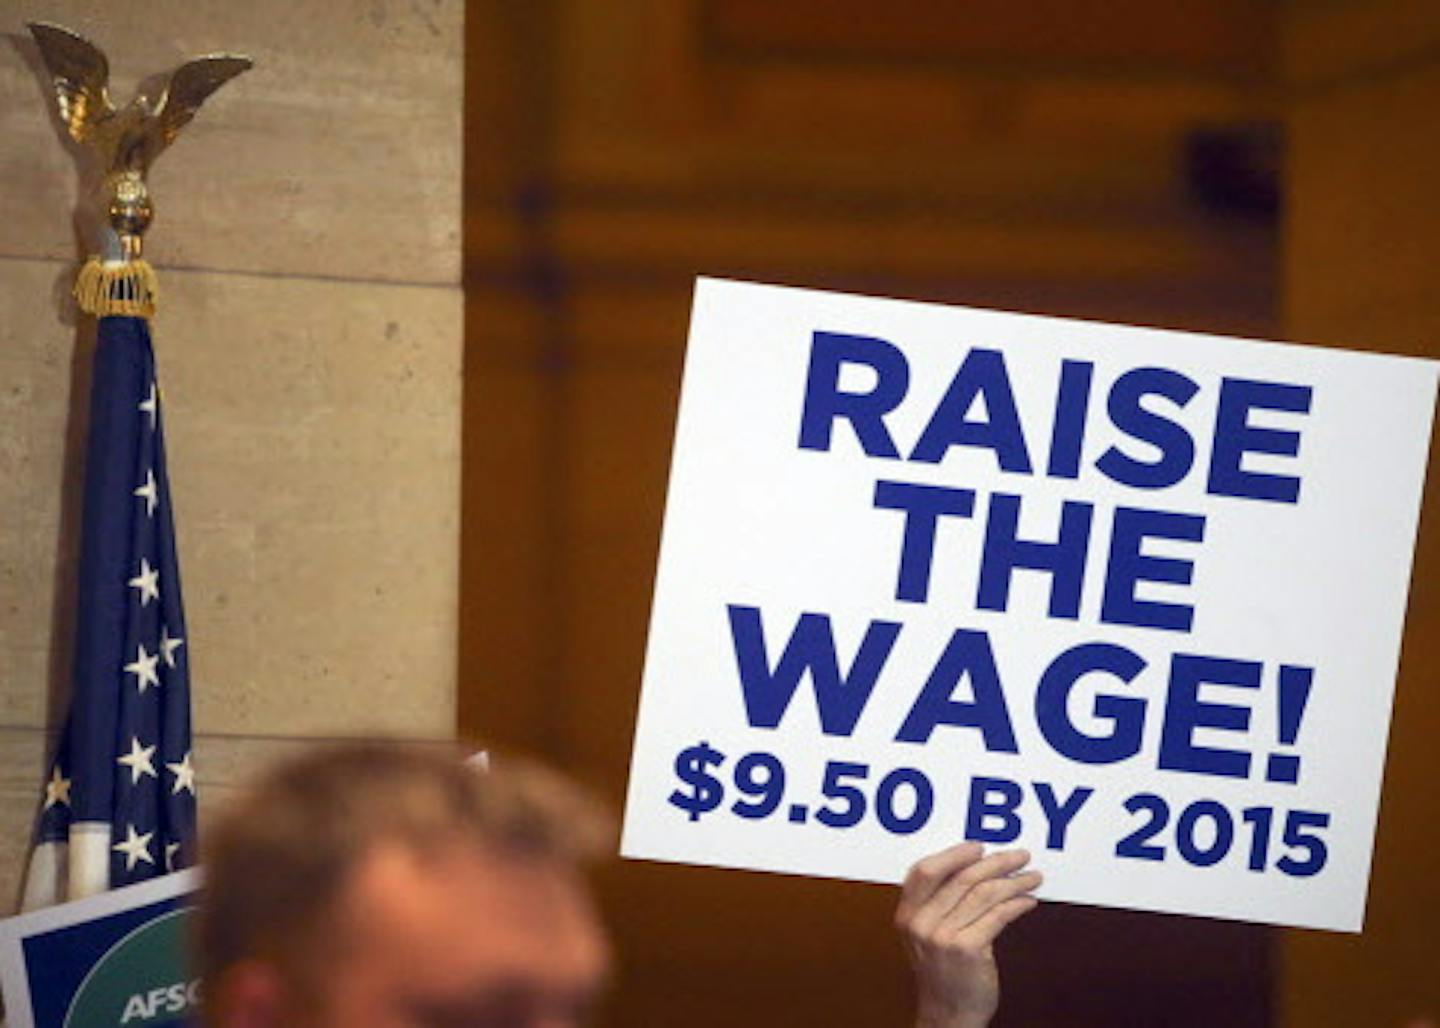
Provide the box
[905,849,1032,935]
[941,870,1043,934]
[899,841,985,913]
[952,894,1039,950]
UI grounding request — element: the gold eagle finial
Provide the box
[27,21,252,266]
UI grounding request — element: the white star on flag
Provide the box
[128,558,160,606]
[117,736,158,785]
[160,626,185,668]
[124,643,161,693]
[166,751,196,796]
[113,824,155,871]
[43,766,72,810]
[134,469,158,516]
[165,842,181,871]
[138,381,158,429]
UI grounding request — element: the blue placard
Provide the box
[0,870,199,1028]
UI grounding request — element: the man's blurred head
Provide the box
[198,743,611,1028]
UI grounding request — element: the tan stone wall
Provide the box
[0,2,463,908]
[1281,0,1440,1023]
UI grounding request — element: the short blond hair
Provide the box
[197,742,610,988]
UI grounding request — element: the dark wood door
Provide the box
[460,3,1278,1024]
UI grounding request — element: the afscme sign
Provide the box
[0,870,199,1028]
[621,277,1437,932]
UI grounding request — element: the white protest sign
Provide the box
[620,277,1438,932]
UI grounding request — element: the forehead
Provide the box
[331,842,609,1008]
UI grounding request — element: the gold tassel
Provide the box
[73,258,159,318]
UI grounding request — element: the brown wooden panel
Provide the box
[458,358,558,747]
[709,0,1275,76]
[1284,0,1440,86]
[1280,7,1440,1023]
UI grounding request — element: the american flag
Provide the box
[22,314,196,909]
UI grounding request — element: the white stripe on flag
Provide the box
[19,841,66,912]
[67,822,110,900]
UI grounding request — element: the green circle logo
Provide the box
[64,907,201,1027]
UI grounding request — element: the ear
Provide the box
[207,961,287,1028]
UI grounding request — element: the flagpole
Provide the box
[19,22,251,912]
